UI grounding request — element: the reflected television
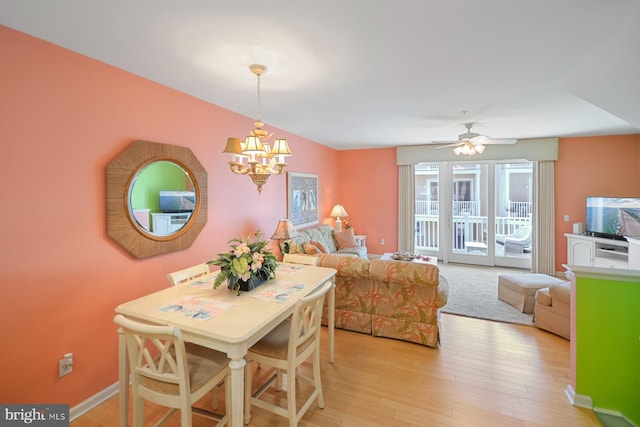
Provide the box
[585,196,640,241]
[159,190,195,213]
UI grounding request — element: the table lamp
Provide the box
[271,218,301,254]
[330,204,349,231]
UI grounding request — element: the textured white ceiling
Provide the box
[1,0,639,149]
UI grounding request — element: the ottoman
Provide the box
[497,273,568,314]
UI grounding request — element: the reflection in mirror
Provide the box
[128,161,196,236]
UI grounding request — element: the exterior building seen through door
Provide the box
[415,161,532,269]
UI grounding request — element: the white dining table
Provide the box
[115,263,336,427]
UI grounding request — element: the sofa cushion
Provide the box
[303,243,322,255]
[333,229,358,249]
[287,224,367,257]
[336,246,368,257]
[304,225,338,253]
[310,240,329,253]
[535,287,553,306]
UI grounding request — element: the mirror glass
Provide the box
[128,161,196,236]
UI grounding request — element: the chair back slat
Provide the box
[289,282,332,360]
[114,315,189,395]
[167,264,209,285]
[114,314,230,426]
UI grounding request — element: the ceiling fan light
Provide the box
[476,144,486,154]
[453,146,463,155]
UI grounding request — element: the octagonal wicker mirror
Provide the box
[106,140,207,258]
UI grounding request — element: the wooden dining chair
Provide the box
[114,314,230,427]
[167,264,210,286]
[244,281,332,427]
[283,252,336,363]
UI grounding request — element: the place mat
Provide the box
[159,296,233,321]
[251,281,305,303]
[277,265,305,274]
[187,277,216,288]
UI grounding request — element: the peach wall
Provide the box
[555,135,640,271]
[0,25,338,406]
[336,148,398,254]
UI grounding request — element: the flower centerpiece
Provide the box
[208,231,278,295]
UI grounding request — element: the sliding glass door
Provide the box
[448,162,492,265]
[415,160,532,269]
[494,162,533,269]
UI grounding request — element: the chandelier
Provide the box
[453,140,485,156]
[223,64,292,193]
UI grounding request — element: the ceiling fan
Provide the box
[434,123,517,156]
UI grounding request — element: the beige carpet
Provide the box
[437,262,534,326]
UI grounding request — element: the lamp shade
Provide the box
[223,137,243,155]
[271,219,300,240]
[271,139,291,156]
[330,204,349,218]
[242,136,264,154]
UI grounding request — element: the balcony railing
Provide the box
[416,200,481,216]
[417,200,532,217]
[506,201,532,217]
[415,214,531,251]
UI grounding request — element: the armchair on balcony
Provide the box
[497,225,532,254]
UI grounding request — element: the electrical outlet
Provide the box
[380,238,385,245]
[59,353,73,377]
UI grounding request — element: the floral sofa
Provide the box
[317,254,449,348]
[287,224,367,258]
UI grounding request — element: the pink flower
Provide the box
[233,243,250,258]
[251,252,265,271]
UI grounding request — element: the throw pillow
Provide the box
[310,240,329,253]
[287,241,300,254]
[334,229,358,249]
[303,243,321,255]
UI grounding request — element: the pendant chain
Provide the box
[256,74,263,122]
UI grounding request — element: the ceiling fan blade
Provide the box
[431,140,461,145]
[480,138,517,145]
[432,142,463,149]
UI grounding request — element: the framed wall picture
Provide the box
[287,172,318,228]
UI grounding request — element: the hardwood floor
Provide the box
[71,314,601,426]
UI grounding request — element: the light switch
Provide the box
[563,214,570,222]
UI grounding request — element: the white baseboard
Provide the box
[565,384,593,408]
[70,381,119,421]
[594,407,638,427]
[566,384,637,426]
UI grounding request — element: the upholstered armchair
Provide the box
[534,282,570,340]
